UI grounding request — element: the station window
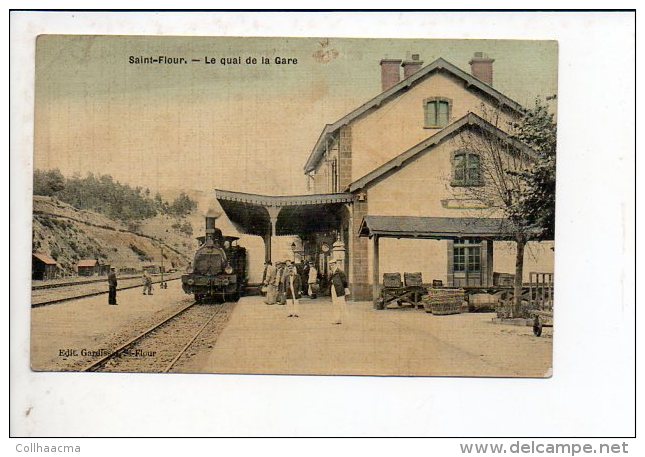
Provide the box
[452,151,482,186]
[453,238,481,273]
[424,98,451,128]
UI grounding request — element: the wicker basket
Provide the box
[422,288,465,315]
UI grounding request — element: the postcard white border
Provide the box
[8,9,637,441]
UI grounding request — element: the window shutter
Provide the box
[454,153,465,182]
[425,101,437,126]
[468,154,480,183]
[437,101,449,126]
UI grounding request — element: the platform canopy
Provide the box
[215,189,353,237]
[358,215,517,240]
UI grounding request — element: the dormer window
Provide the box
[424,97,452,128]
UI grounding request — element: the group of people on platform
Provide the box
[106,269,156,305]
[262,259,349,324]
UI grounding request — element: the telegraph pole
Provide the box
[160,246,167,289]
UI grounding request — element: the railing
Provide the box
[528,272,554,311]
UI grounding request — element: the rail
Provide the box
[81,301,228,373]
[81,301,196,372]
[31,275,182,308]
[32,274,142,290]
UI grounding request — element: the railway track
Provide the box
[32,275,142,290]
[81,301,234,373]
[31,276,182,308]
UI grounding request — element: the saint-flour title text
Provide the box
[128,55,298,66]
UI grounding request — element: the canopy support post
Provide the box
[266,206,281,237]
[264,206,282,264]
[372,234,380,305]
[264,232,272,263]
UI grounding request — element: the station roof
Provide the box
[215,189,353,237]
[358,215,517,240]
[304,57,525,173]
[77,259,99,267]
[215,189,353,206]
[32,252,57,265]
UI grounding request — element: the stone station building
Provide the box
[216,53,554,301]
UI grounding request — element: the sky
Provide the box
[34,35,558,199]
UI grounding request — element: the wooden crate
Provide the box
[404,272,423,287]
[493,272,515,287]
[382,273,402,288]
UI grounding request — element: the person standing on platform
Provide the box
[107,267,118,305]
[275,261,286,305]
[284,264,301,318]
[329,260,349,324]
[261,261,269,289]
[142,270,153,295]
[279,261,293,305]
[308,261,319,299]
[301,261,310,297]
[264,261,277,305]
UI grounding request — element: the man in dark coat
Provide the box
[301,261,310,296]
[107,268,118,305]
[276,261,287,305]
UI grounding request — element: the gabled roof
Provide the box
[32,252,58,265]
[358,215,516,240]
[348,112,536,192]
[304,57,525,173]
[77,259,98,267]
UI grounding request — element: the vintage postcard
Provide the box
[31,35,557,377]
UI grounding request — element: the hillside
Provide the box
[32,196,199,274]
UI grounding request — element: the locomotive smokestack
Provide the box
[205,209,222,241]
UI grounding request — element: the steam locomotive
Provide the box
[181,213,247,303]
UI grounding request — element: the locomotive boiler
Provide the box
[181,212,247,302]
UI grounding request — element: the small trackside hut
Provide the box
[77,259,110,276]
[32,252,59,281]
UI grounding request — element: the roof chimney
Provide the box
[402,54,424,79]
[469,52,495,86]
[380,58,402,91]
